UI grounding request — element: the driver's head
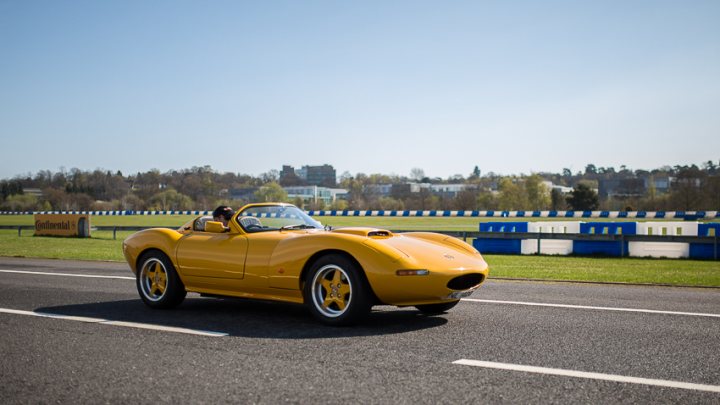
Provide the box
[212,205,234,226]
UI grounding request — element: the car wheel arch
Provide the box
[136,248,174,273]
[299,250,380,304]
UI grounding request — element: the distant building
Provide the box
[543,181,573,194]
[229,187,259,201]
[284,186,347,205]
[280,164,336,187]
[304,164,336,187]
[390,183,469,198]
[599,178,646,199]
[647,176,673,194]
[23,188,43,197]
[363,184,393,197]
[429,184,468,198]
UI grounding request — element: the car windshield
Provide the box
[236,205,323,231]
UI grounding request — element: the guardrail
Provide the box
[2,226,717,259]
[0,225,163,239]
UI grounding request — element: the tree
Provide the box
[704,176,720,209]
[254,182,288,202]
[525,174,550,210]
[2,194,38,211]
[375,197,404,210]
[550,188,567,210]
[260,170,280,183]
[121,194,145,211]
[566,183,599,210]
[1,179,23,199]
[454,190,478,210]
[148,189,194,211]
[497,177,527,210]
[410,168,425,182]
[670,167,705,210]
[702,160,717,174]
[476,190,498,210]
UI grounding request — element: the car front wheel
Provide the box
[304,254,371,326]
[136,251,186,308]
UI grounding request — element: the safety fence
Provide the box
[1,209,718,219]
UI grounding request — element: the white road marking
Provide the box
[0,269,134,280]
[0,308,228,337]
[453,359,720,393]
[462,298,720,318]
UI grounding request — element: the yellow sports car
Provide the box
[122,203,489,325]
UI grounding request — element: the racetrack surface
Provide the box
[1,257,719,403]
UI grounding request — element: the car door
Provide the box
[175,231,248,280]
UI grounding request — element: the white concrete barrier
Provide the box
[521,222,581,255]
[628,222,699,258]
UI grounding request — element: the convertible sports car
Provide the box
[122,203,489,325]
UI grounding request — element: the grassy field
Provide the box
[1,222,718,287]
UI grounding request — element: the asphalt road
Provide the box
[1,257,719,404]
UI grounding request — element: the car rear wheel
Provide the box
[415,300,459,315]
[137,251,186,308]
[304,254,371,326]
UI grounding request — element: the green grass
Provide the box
[0,227,718,287]
[0,230,129,261]
[487,254,720,286]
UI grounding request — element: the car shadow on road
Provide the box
[34,295,448,338]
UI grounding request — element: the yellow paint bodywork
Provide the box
[122,203,489,307]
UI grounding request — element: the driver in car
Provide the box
[212,206,235,227]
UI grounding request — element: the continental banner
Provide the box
[34,214,91,237]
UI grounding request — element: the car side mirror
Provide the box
[205,221,228,233]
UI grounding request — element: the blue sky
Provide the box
[1,1,718,180]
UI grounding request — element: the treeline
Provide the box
[1,162,718,212]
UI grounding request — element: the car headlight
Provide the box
[396,269,430,276]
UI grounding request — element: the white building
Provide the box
[284,186,347,205]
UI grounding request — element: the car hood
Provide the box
[331,227,486,270]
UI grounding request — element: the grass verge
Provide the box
[0,230,128,261]
[486,254,720,286]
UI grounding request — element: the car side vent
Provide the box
[368,230,392,238]
[447,274,485,290]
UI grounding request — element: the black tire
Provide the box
[415,300,459,315]
[304,254,371,326]
[136,251,187,309]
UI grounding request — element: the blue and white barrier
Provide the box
[306,210,719,219]
[691,224,720,259]
[473,221,719,259]
[1,209,718,218]
[475,221,585,256]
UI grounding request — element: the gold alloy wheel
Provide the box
[139,257,168,302]
[310,264,353,318]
